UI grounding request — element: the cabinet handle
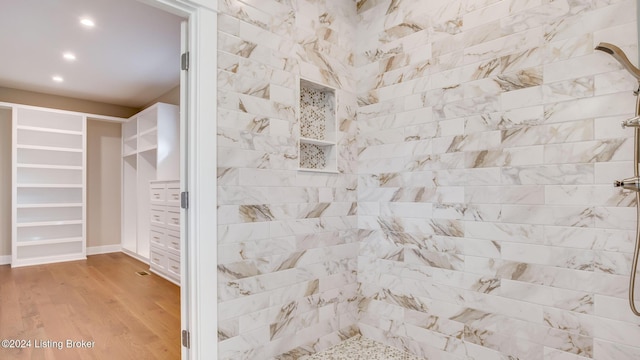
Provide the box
[153,193,160,196]
[171,266,178,270]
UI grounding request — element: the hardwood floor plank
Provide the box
[0,253,180,360]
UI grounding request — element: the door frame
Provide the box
[137,0,218,358]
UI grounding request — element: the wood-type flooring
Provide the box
[0,252,180,360]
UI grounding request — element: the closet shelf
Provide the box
[17,144,82,153]
[139,127,158,136]
[17,164,82,170]
[138,145,158,153]
[17,184,82,188]
[16,220,83,227]
[17,203,83,209]
[17,125,83,135]
[124,134,138,142]
[15,237,83,247]
[123,150,137,157]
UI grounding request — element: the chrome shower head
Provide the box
[595,42,640,82]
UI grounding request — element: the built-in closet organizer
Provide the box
[121,102,180,283]
[7,103,124,267]
[149,180,181,284]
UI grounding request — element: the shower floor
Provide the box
[299,335,424,360]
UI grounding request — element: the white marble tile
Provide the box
[218,0,640,358]
[544,0,635,43]
[593,339,640,360]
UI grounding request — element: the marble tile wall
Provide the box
[216,0,359,359]
[218,0,640,359]
[356,0,640,360]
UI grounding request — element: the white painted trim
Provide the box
[0,255,11,265]
[138,1,218,359]
[86,244,122,255]
[187,6,218,360]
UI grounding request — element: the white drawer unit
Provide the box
[150,205,165,226]
[165,206,180,231]
[166,184,181,206]
[166,229,180,254]
[167,254,180,279]
[149,227,165,248]
[149,247,167,269]
[149,184,165,204]
[147,180,181,285]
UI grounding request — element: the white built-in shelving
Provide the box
[297,78,338,173]
[11,106,87,267]
[121,103,179,263]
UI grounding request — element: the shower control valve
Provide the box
[614,176,640,191]
[622,116,640,128]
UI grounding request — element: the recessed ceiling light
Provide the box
[52,75,64,83]
[80,18,95,27]
[63,52,76,61]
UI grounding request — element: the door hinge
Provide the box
[181,191,189,209]
[181,52,190,71]
[181,330,190,348]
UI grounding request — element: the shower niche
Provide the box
[298,78,337,173]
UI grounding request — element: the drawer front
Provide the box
[165,207,180,231]
[149,227,165,248]
[149,247,167,270]
[150,186,166,204]
[167,254,180,279]
[150,206,165,226]
[166,184,181,206]
[166,230,180,254]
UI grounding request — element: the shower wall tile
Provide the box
[356,0,640,359]
[217,0,640,359]
[217,0,358,358]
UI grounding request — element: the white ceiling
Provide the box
[0,0,183,108]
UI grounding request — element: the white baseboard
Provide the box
[86,244,122,256]
[0,245,122,265]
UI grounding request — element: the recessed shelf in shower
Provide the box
[298,78,338,173]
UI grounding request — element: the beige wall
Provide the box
[0,108,11,257]
[87,120,122,248]
[143,85,179,109]
[0,87,139,118]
